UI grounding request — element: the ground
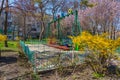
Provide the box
[40,66,120,80]
[0,51,120,80]
[0,51,32,80]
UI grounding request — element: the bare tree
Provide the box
[34,0,49,40]
[79,0,120,38]
[4,0,8,47]
[48,0,65,19]
[13,0,35,40]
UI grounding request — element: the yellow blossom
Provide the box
[0,34,7,41]
[69,31,120,56]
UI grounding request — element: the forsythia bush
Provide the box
[0,34,7,41]
[69,31,120,54]
[0,34,7,57]
[69,31,120,74]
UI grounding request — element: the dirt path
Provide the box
[0,52,31,80]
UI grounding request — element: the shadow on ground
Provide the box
[0,56,17,66]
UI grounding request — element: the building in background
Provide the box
[0,9,51,40]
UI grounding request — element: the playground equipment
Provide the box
[46,9,82,41]
[19,9,84,73]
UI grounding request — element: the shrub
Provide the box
[0,34,7,41]
[0,34,7,56]
[69,31,120,74]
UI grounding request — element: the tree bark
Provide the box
[39,12,45,40]
[113,26,116,40]
[23,15,26,41]
[39,2,45,40]
[4,0,8,47]
[0,48,1,57]
[12,26,15,40]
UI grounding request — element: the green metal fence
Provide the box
[20,40,38,72]
[20,41,34,63]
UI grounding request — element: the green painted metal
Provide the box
[75,10,78,35]
[75,44,79,51]
[73,10,81,36]
[72,10,82,50]
[19,40,34,63]
[20,40,36,72]
[57,18,60,40]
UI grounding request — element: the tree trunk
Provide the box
[4,0,8,47]
[39,12,45,40]
[113,27,116,40]
[92,26,96,35]
[110,26,113,39]
[23,15,26,41]
[39,22,44,40]
[0,48,1,57]
[12,26,15,40]
[17,26,20,37]
[39,3,45,40]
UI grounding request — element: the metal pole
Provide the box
[74,10,78,36]
[57,17,60,40]
[75,10,82,35]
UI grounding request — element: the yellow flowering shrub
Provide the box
[69,31,120,54]
[0,34,7,41]
[69,31,120,74]
[0,34,7,57]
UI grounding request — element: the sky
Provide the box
[0,0,14,6]
[9,0,15,5]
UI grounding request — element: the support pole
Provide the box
[57,17,60,40]
[74,10,82,35]
[74,10,78,36]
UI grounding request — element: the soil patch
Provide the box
[0,51,120,80]
[0,52,32,80]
